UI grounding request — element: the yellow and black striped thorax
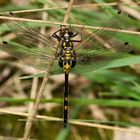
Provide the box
[58,40,76,73]
[62,41,74,60]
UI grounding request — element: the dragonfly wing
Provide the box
[1,12,58,49]
[72,42,133,74]
[0,12,60,71]
[51,61,64,74]
[75,10,128,51]
[0,41,56,71]
[71,10,133,74]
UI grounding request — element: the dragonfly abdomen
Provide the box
[63,51,75,73]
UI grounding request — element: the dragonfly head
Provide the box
[61,28,73,40]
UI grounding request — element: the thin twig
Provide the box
[24,5,49,140]
[0,109,140,134]
[0,16,139,35]
[69,120,140,134]
[63,0,74,23]
[0,3,118,14]
[1,2,139,16]
[23,75,50,140]
[24,77,38,136]
[1,2,139,15]
[0,109,61,121]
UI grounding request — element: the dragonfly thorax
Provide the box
[58,40,76,73]
[61,29,73,41]
[63,33,70,42]
[62,40,73,50]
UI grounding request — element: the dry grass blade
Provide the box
[119,5,140,20]
[23,4,49,140]
[0,16,139,35]
[69,121,140,134]
[0,3,118,14]
[0,109,62,121]
[63,0,75,23]
[1,2,138,16]
[24,3,49,139]
[0,109,140,134]
[23,75,50,140]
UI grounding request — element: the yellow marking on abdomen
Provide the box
[63,42,66,46]
[66,54,71,60]
[64,63,70,73]
[64,63,70,69]
[64,106,68,110]
[65,97,68,101]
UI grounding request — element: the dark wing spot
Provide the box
[9,12,14,15]
[124,42,129,45]
[118,10,122,15]
[2,41,8,44]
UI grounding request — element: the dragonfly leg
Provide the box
[52,29,61,41]
[71,25,84,42]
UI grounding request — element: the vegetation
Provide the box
[0,0,140,140]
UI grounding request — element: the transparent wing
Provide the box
[0,41,56,70]
[72,42,132,74]
[51,61,64,74]
[75,10,125,51]
[1,12,58,49]
[0,12,58,71]
[71,11,133,73]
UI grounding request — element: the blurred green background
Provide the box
[0,0,140,140]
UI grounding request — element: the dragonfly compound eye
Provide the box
[68,31,73,37]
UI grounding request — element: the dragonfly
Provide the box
[0,11,132,128]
